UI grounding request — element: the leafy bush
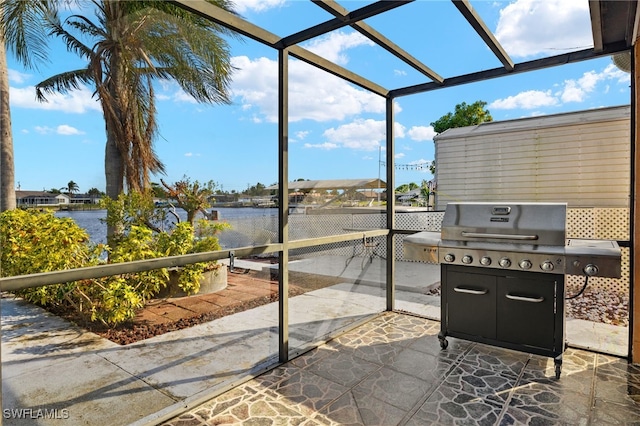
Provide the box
[156,219,230,294]
[0,208,104,306]
[0,190,230,325]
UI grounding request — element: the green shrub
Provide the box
[157,219,230,294]
[0,191,230,326]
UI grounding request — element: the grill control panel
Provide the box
[440,248,565,274]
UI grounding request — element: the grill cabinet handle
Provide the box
[453,287,488,295]
[505,294,544,303]
[460,232,539,240]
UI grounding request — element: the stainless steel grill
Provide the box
[404,202,621,278]
[403,202,622,379]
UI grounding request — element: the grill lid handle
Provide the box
[460,232,539,240]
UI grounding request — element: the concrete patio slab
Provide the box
[0,256,629,425]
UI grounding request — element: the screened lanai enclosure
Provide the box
[0,1,639,424]
[165,0,638,362]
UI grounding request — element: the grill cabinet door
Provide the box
[497,275,558,350]
[445,270,496,339]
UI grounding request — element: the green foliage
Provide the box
[0,209,102,276]
[0,189,231,326]
[430,101,493,134]
[101,189,167,233]
[395,182,418,193]
[430,101,493,173]
[102,190,230,296]
[244,182,267,196]
[161,176,217,225]
[156,220,230,294]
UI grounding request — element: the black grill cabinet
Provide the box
[439,264,565,378]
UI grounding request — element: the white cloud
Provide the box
[560,80,587,103]
[559,66,629,103]
[229,31,383,123]
[34,126,52,134]
[319,119,405,151]
[322,119,385,151]
[8,69,30,84]
[603,63,631,85]
[491,61,630,110]
[495,0,591,58]
[407,126,436,141]
[490,90,558,109]
[305,31,374,65]
[233,0,285,13]
[395,152,405,159]
[10,85,101,113]
[394,69,407,77]
[303,142,338,150]
[295,130,310,140]
[56,124,84,135]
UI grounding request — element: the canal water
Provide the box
[55,207,277,245]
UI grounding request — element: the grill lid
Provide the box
[441,202,567,246]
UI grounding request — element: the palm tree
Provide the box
[65,180,79,195]
[0,0,57,211]
[34,1,237,203]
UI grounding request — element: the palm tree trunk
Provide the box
[0,30,15,211]
[104,128,124,240]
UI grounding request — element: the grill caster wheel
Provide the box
[554,360,562,379]
[439,338,448,349]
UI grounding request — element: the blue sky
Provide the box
[9,0,631,194]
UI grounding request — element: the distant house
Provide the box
[16,191,70,207]
[69,193,102,204]
[396,188,421,205]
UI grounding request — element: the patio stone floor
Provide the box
[162,312,640,425]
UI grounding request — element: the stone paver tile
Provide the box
[506,384,592,425]
[315,389,407,426]
[406,387,503,426]
[352,366,431,411]
[262,369,348,417]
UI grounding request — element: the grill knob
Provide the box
[444,253,455,263]
[519,259,532,270]
[499,257,511,268]
[480,256,492,266]
[540,261,555,272]
[462,255,473,264]
[583,264,599,276]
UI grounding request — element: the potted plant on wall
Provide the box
[157,176,230,296]
[102,178,230,298]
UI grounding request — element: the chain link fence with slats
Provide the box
[219,208,628,295]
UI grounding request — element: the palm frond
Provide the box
[131,8,234,104]
[47,13,95,61]
[0,0,58,70]
[35,69,93,102]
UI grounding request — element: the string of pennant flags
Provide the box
[379,161,432,171]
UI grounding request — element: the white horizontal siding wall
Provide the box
[434,105,630,210]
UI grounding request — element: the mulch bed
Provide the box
[46,292,295,345]
[45,267,341,345]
